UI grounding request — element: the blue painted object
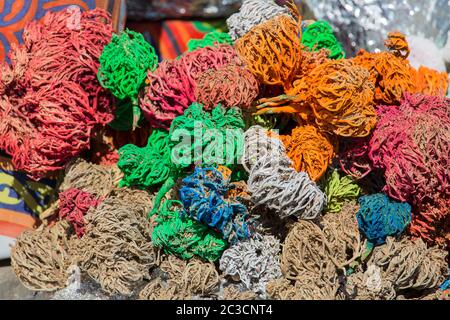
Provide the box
[357,193,411,246]
[179,167,252,244]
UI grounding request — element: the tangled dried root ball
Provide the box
[180,167,253,244]
[357,193,411,246]
[301,20,345,59]
[297,47,330,79]
[255,59,377,138]
[152,200,227,262]
[97,30,157,131]
[0,8,114,179]
[281,202,364,278]
[220,236,281,296]
[59,158,121,198]
[352,33,415,105]
[226,0,289,40]
[58,188,102,238]
[244,126,326,220]
[321,202,366,268]
[368,93,450,209]
[291,59,376,137]
[187,31,233,51]
[271,203,364,300]
[139,256,220,300]
[384,32,410,59]
[195,63,259,110]
[219,235,282,295]
[249,156,326,220]
[118,129,171,189]
[141,45,240,129]
[222,285,257,300]
[241,125,286,173]
[322,169,361,213]
[139,279,181,300]
[98,30,158,101]
[266,278,301,300]
[73,188,155,296]
[168,103,245,170]
[411,66,449,97]
[266,276,342,300]
[346,237,448,299]
[337,136,373,180]
[140,59,195,130]
[235,14,302,89]
[163,256,220,298]
[248,153,326,220]
[409,198,450,247]
[11,221,73,291]
[280,125,335,181]
[180,44,242,82]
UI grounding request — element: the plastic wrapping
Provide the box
[304,0,450,56]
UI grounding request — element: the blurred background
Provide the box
[125,0,450,63]
[1,1,449,62]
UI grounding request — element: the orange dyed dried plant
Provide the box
[384,31,410,59]
[280,125,335,181]
[234,13,302,90]
[410,66,449,97]
[296,46,330,79]
[256,59,377,138]
[352,32,415,105]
